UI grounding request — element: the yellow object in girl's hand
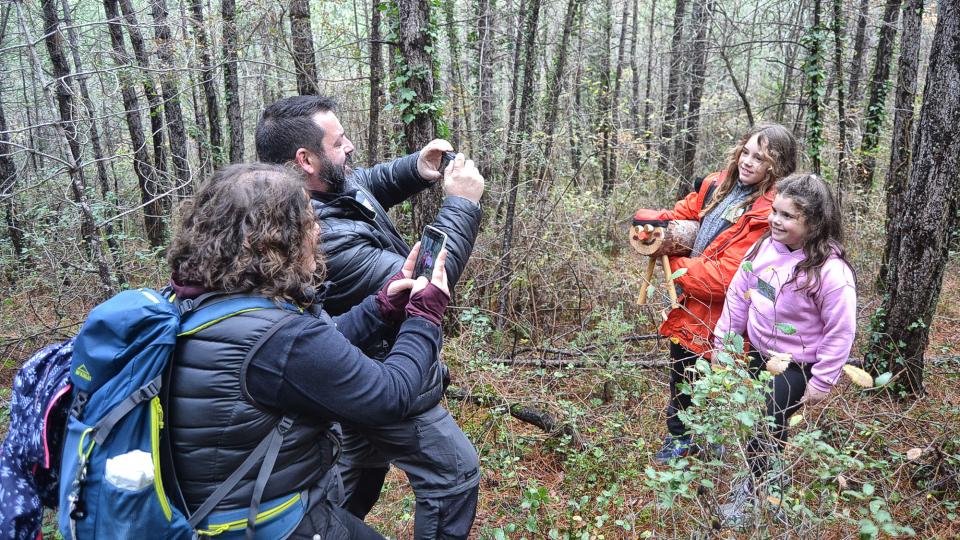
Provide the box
[765,351,792,375]
[842,364,874,388]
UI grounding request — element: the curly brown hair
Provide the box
[167,163,324,307]
[746,173,854,295]
[700,123,798,217]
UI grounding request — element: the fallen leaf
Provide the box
[837,474,848,490]
[906,448,923,461]
[789,414,804,427]
[766,495,781,506]
[843,365,874,388]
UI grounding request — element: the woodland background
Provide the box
[1,0,959,537]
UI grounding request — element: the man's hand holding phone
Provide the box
[443,153,484,204]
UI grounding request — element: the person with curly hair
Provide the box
[166,163,451,539]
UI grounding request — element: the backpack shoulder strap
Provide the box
[178,295,299,336]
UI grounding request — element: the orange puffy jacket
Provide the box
[647,171,774,355]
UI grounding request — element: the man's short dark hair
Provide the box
[255,95,338,164]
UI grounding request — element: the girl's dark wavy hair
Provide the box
[701,123,798,217]
[167,163,323,307]
[746,173,854,294]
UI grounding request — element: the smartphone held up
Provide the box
[414,226,448,279]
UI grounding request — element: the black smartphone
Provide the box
[413,225,448,279]
[439,151,457,172]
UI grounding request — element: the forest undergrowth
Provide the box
[0,177,957,539]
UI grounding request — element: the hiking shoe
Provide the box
[653,436,697,464]
[718,477,757,530]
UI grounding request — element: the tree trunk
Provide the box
[188,0,224,166]
[475,0,496,181]
[60,0,127,284]
[845,0,870,113]
[537,0,581,186]
[497,0,542,326]
[658,0,687,172]
[842,0,870,180]
[640,0,657,163]
[506,0,528,138]
[118,0,170,187]
[832,0,847,194]
[609,0,631,182]
[151,0,192,198]
[868,0,960,395]
[32,0,114,295]
[677,0,712,192]
[598,0,614,196]
[397,0,441,234]
[628,0,640,134]
[290,0,320,95]
[368,0,384,165]
[103,0,167,249]
[857,0,902,191]
[443,0,469,150]
[178,0,212,176]
[803,0,826,174]
[880,0,923,290]
[222,0,244,163]
[0,97,26,278]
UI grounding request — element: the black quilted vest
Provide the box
[169,307,334,511]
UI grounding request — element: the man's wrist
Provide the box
[445,194,481,208]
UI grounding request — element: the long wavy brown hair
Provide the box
[700,123,798,217]
[167,163,324,307]
[746,173,854,295]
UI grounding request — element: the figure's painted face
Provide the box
[738,134,771,186]
[769,195,808,250]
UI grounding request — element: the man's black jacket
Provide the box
[312,152,482,315]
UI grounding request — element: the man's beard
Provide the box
[319,153,350,193]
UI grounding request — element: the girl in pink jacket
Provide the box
[713,173,857,525]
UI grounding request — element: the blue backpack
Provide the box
[53,288,296,540]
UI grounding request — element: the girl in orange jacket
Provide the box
[633,124,798,463]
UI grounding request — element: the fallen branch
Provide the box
[486,353,669,369]
[445,387,586,450]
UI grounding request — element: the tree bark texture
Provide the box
[881,0,924,290]
[475,0,495,181]
[658,0,687,172]
[832,0,847,191]
[397,0,441,235]
[368,0,384,166]
[871,0,960,394]
[104,0,168,250]
[598,0,614,196]
[222,0,244,163]
[290,0,320,95]
[188,0,224,166]
[857,0,902,191]
[678,0,712,193]
[0,97,26,275]
[640,0,657,161]
[804,0,826,174]
[118,0,169,185]
[151,0,192,198]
